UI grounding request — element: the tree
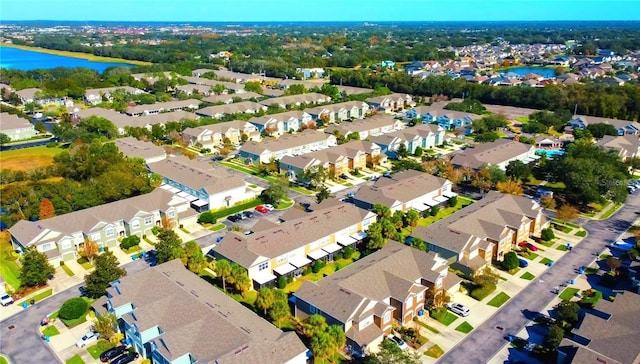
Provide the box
[471,167,493,192]
[19,246,55,288]
[541,228,555,241]
[304,314,329,337]
[93,313,118,341]
[213,259,232,292]
[404,210,420,228]
[38,198,56,220]
[327,325,346,361]
[255,287,275,315]
[184,241,206,274]
[82,239,99,264]
[0,133,10,145]
[230,263,251,296]
[586,123,618,139]
[409,237,427,252]
[268,299,290,327]
[396,144,409,159]
[310,332,334,364]
[496,179,524,196]
[84,251,126,298]
[553,301,580,326]
[197,211,216,224]
[244,81,262,94]
[316,185,331,204]
[540,196,556,209]
[370,338,421,364]
[505,160,532,182]
[372,204,392,219]
[606,256,621,273]
[545,325,564,350]
[502,251,519,271]
[155,228,184,264]
[556,204,579,223]
[391,210,405,230]
[366,222,386,250]
[59,297,89,320]
[260,179,288,205]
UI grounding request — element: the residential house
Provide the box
[324,115,403,140]
[557,291,640,364]
[370,123,446,158]
[293,241,459,355]
[125,99,200,117]
[84,86,146,105]
[352,169,453,213]
[405,106,434,121]
[534,135,572,150]
[305,101,370,124]
[73,107,198,136]
[213,198,377,288]
[201,92,262,104]
[248,110,314,136]
[261,88,285,97]
[280,140,385,179]
[366,93,415,113]
[181,120,260,149]
[596,134,640,160]
[93,259,308,364]
[214,70,280,84]
[15,88,70,106]
[238,129,337,164]
[568,115,640,135]
[114,137,166,164]
[0,112,38,141]
[259,93,330,109]
[191,68,217,77]
[450,139,538,170]
[175,84,213,96]
[410,191,549,273]
[181,76,247,94]
[195,102,268,119]
[296,67,326,79]
[9,189,193,265]
[147,156,255,212]
[421,109,481,131]
[131,72,175,85]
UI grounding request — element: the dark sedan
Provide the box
[100,345,126,362]
[111,352,139,364]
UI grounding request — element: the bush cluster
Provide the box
[59,297,88,320]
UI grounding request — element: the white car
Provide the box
[388,335,409,351]
[76,331,99,348]
[447,302,470,317]
[264,204,275,211]
[0,289,13,306]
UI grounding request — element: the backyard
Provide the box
[283,252,361,293]
[0,231,21,290]
[417,197,475,227]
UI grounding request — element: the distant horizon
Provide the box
[4,20,640,24]
[1,0,639,22]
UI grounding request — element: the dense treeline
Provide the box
[0,141,154,228]
[329,70,640,120]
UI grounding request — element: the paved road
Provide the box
[438,193,640,364]
[0,259,150,364]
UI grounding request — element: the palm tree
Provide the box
[327,325,346,361]
[213,259,232,292]
[255,288,275,315]
[310,332,334,364]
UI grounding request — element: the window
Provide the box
[383,312,391,323]
[276,255,287,264]
[167,210,176,218]
[90,233,100,241]
[105,228,114,237]
[417,292,424,302]
[309,305,317,314]
[144,217,152,225]
[258,262,269,271]
[131,219,140,229]
[41,243,53,252]
[60,240,72,249]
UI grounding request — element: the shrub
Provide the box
[58,297,88,320]
[448,196,458,208]
[502,251,519,271]
[151,226,159,235]
[312,260,325,274]
[334,252,344,261]
[277,275,287,289]
[46,142,59,148]
[343,246,355,259]
[578,289,603,308]
[541,228,555,241]
[430,206,440,216]
[120,235,140,250]
[303,266,312,275]
[197,211,216,224]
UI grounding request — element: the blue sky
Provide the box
[2,0,639,22]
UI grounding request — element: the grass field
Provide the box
[1,43,152,66]
[424,344,444,358]
[520,272,536,280]
[0,231,21,290]
[0,146,65,171]
[431,310,458,326]
[559,287,580,301]
[487,292,511,307]
[415,319,440,334]
[455,321,474,334]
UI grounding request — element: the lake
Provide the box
[0,46,133,72]
[500,67,557,79]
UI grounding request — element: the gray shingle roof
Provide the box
[0,112,34,131]
[239,129,331,156]
[353,169,449,208]
[114,137,166,161]
[106,260,307,363]
[450,139,534,169]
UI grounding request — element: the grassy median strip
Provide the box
[424,344,444,358]
[487,292,511,308]
[455,321,474,334]
[17,288,53,306]
[559,287,580,301]
[520,272,536,280]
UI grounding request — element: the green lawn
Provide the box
[455,321,474,334]
[61,264,75,277]
[417,197,474,227]
[208,223,226,232]
[540,257,553,266]
[0,232,21,290]
[415,319,440,334]
[515,116,529,124]
[552,219,580,229]
[17,288,53,306]
[276,198,294,209]
[575,230,587,237]
[584,267,599,275]
[0,145,65,171]
[520,272,536,280]
[424,344,444,358]
[289,185,315,195]
[76,257,93,270]
[0,355,9,364]
[209,197,264,220]
[556,245,569,251]
[553,224,573,234]
[559,287,580,301]
[65,355,85,364]
[86,340,114,360]
[431,310,458,326]
[601,203,622,219]
[524,252,539,260]
[487,292,511,308]
[41,325,61,337]
[283,255,360,293]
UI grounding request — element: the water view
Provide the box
[0,46,133,72]
[500,66,557,78]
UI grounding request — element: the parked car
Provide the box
[111,352,139,364]
[227,214,242,222]
[76,331,99,348]
[339,174,349,180]
[242,211,254,219]
[100,345,127,362]
[518,258,529,268]
[0,288,14,306]
[447,302,470,317]
[518,241,539,251]
[388,335,409,351]
[255,205,269,214]
[264,204,275,211]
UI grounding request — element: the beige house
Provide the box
[450,139,538,170]
[195,102,268,119]
[305,101,370,123]
[114,137,166,164]
[181,120,260,149]
[249,110,314,136]
[324,114,403,140]
[366,93,415,113]
[125,99,200,117]
[238,129,337,164]
[596,134,640,160]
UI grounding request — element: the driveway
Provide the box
[437,192,640,364]
[0,259,150,364]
